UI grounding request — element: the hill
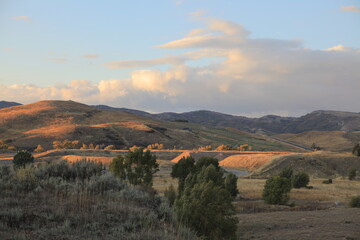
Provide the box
[0,101,21,109]
[94,106,360,133]
[275,131,360,152]
[249,152,360,178]
[0,100,296,151]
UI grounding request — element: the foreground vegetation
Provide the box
[0,159,196,240]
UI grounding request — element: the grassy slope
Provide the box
[250,152,360,178]
[276,131,360,152]
[0,100,296,152]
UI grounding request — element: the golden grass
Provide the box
[276,131,355,152]
[90,122,153,131]
[24,124,78,137]
[0,101,55,123]
[219,153,295,171]
[61,155,114,165]
[237,178,360,203]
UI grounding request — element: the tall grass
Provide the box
[0,161,197,240]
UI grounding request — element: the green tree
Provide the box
[123,148,159,187]
[171,157,195,192]
[195,156,220,172]
[279,167,293,179]
[13,150,34,169]
[164,184,177,206]
[352,144,360,157]
[175,167,238,240]
[263,176,291,205]
[225,173,239,198]
[291,172,310,188]
[109,155,126,180]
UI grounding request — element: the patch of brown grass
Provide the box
[219,153,296,171]
[90,122,153,131]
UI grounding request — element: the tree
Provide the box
[171,157,195,192]
[13,150,34,169]
[109,155,126,180]
[279,167,293,179]
[262,176,292,205]
[291,172,309,188]
[110,148,159,187]
[225,173,239,198]
[349,168,357,180]
[174,167,238,240]
[164,184,177,206]
[215,144,233,151]
[352,144,360,157]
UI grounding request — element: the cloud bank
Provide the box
[2,17,360,116]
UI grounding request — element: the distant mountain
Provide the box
[94,106,360,133]
[0,101,21,109]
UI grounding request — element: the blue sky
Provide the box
[1,0,359,116]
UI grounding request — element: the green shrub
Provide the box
[111,149,158,187]
[349,195,360,208]
[349,168,357,180]
[352,144,360,156]
[164,184,176,206]
[292,172,309,188]
[322,179,332,184]
[13,151,34,169]
[0,165,13,182]
[224,173,239,198]
[263,176,292,205]
[279,167,293,179]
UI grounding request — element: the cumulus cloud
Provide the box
[341,6,360,13]
[11,16,32,21]
[3,16,360,116]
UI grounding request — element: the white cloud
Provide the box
[341,6,360,13]
[2,16,360,116]
[11,16,32,21]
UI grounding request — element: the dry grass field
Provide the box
[276,130,360,152]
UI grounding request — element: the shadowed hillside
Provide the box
[0,101,21,109]
[96,106,360,133]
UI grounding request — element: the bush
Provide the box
[263,176,292,205]
[292,172,310,188]
[164,184,177,206]
[104,145,116,150]
[224,173,239,198]
[349,168,357,180]
[279,167,293,179]
[215,144,233,151]
[352,144,360,156]
[147,143,164,150]
[13,151,34,169]
[111,149,158,187]
[53,140,80,149]
[349,195,360,208]
[175,173,238,240]
[322,179,332,184]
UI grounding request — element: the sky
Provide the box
[1,0,360,117]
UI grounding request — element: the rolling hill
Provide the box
[0,100,296,151]
[0,101,21,109]
[94,106,360,133]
